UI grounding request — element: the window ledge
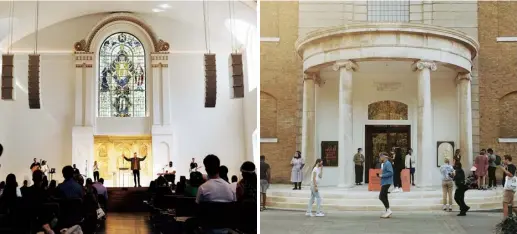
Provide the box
[261,138,278,143]
[498,138,517,143]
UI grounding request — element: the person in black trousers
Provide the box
[123,152,147,187]
[453,162,470,216]
[392,147,404,192]
[353,148,365,185]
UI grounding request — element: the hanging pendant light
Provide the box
[228,0,244,98]
[1,1,15,100]
[28,0,40,109]
[203,0,216,108]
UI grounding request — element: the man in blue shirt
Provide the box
[57,165,84,199]
[377,152,393,218]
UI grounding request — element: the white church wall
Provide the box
[1,8,255,182]
[315,66,458,186]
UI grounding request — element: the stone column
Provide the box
[301,72,316,185]
[457,73,474,169]
[333,60,357,187]
[413,60,436,187]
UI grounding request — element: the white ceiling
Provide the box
[0,1,256,50]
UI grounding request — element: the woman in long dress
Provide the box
[291,151,305,190]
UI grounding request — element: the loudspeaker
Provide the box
[229,53,244,98]
[1,54,14,100]
[28,54,40,109]
[204,54,217,108]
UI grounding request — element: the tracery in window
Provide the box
[368,100,408,120]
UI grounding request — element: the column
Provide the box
[333,60,357,187]
[413,60,436,187]
[150,52,173,178]
[72,52,94,178]
[457,73,474,169]
[301,72,316,185]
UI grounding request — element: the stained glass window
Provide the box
[98,33,146,117]
[368,101,408,120]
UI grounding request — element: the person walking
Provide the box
[474,149,489,190]
[440,158,454,212]
[353,148,365,185]
[405,148,416,186]
[500,155,517,217]
[260,155,271,211]
[453,162,470,216]
[306,159,324,217]
[378,152,393,218]
[290,151,304,190]
[487,148,497,189]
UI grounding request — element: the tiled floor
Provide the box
[98,213,154,234]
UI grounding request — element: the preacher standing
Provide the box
[123,152,147,187]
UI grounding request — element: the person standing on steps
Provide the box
[453,162,470,216]
[290,151,304,190]
[123,152,147,187]
[93,161,100,182]
[378,152,393,218]
[405,148,416,186]
[353,148,365,185]
[306,159,324,217]
[392,148,404,193]
[487,148,497,189]
[453,149,461,165]
[500,155,517,217]
[260,155,271,211]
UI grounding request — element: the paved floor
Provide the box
[99,213,153,234]
[261,210,503,234]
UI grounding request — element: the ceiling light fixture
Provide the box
[152,8,164,13]
[159,4,171,9]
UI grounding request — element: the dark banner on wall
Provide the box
[321,141,338,167]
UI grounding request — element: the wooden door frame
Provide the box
[364,125,411,183]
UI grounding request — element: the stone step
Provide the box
[268,195,502,205]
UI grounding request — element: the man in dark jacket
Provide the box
[123,152,147,187]
[453,162,470,216]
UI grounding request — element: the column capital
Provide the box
[304,72,324,86]
[151,52,169,68]
[456,73,471,82]
[412,60,437,71]
[332,60,358,72]
[74,52,94,68]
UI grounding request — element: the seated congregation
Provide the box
[146,154,257,234]
[0,165,108,234]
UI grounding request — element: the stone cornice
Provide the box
[456,73,471,82]
[295,22,479,60]
[332,60,358,72]
[412,60,437,71]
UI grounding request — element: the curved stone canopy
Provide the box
[295,22,480,73]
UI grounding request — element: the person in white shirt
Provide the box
[405,148,416,186]
[230,175,238,194]
[93,161,100,182]
[306,159,324,217]
[196,154,236,203]
[40,160,49,178]
[165,161,177,185]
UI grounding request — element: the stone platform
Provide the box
[266,184,506,211]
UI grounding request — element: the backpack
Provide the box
[495,155,502,166]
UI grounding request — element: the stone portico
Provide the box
[297,23,479,187]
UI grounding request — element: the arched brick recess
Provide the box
[260,91,278,138]
[499,91,517,138]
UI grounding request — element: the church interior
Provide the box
[0,1,257,233]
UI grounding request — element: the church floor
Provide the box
[261,210,502,234]
[99,212,154,234]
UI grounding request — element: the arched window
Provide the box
[98,32,146,117]
[368,100,408,120]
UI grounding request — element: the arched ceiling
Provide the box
[0,1,256,50]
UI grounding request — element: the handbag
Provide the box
[504,176,517,192]
[96,207,106,219]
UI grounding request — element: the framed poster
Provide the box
[437,141,455,167]
[321,141,338,167]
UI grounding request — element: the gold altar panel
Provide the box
[94,136,153,180]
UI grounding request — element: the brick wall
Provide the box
[260,1,301,183]
[479,1,517,156]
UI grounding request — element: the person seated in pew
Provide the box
[57,166,84,199]
[236,161,257,204]
[196,154,235,203]
[175,176,187,195]
[230,175,238,194]
[92,178,108,201]
[24,170,55,234]
[185,172,203,197]
[47,180,58,198]
[0,174,22,216]
[20,180,29,197]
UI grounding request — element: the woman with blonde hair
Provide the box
[306,159,324,217]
